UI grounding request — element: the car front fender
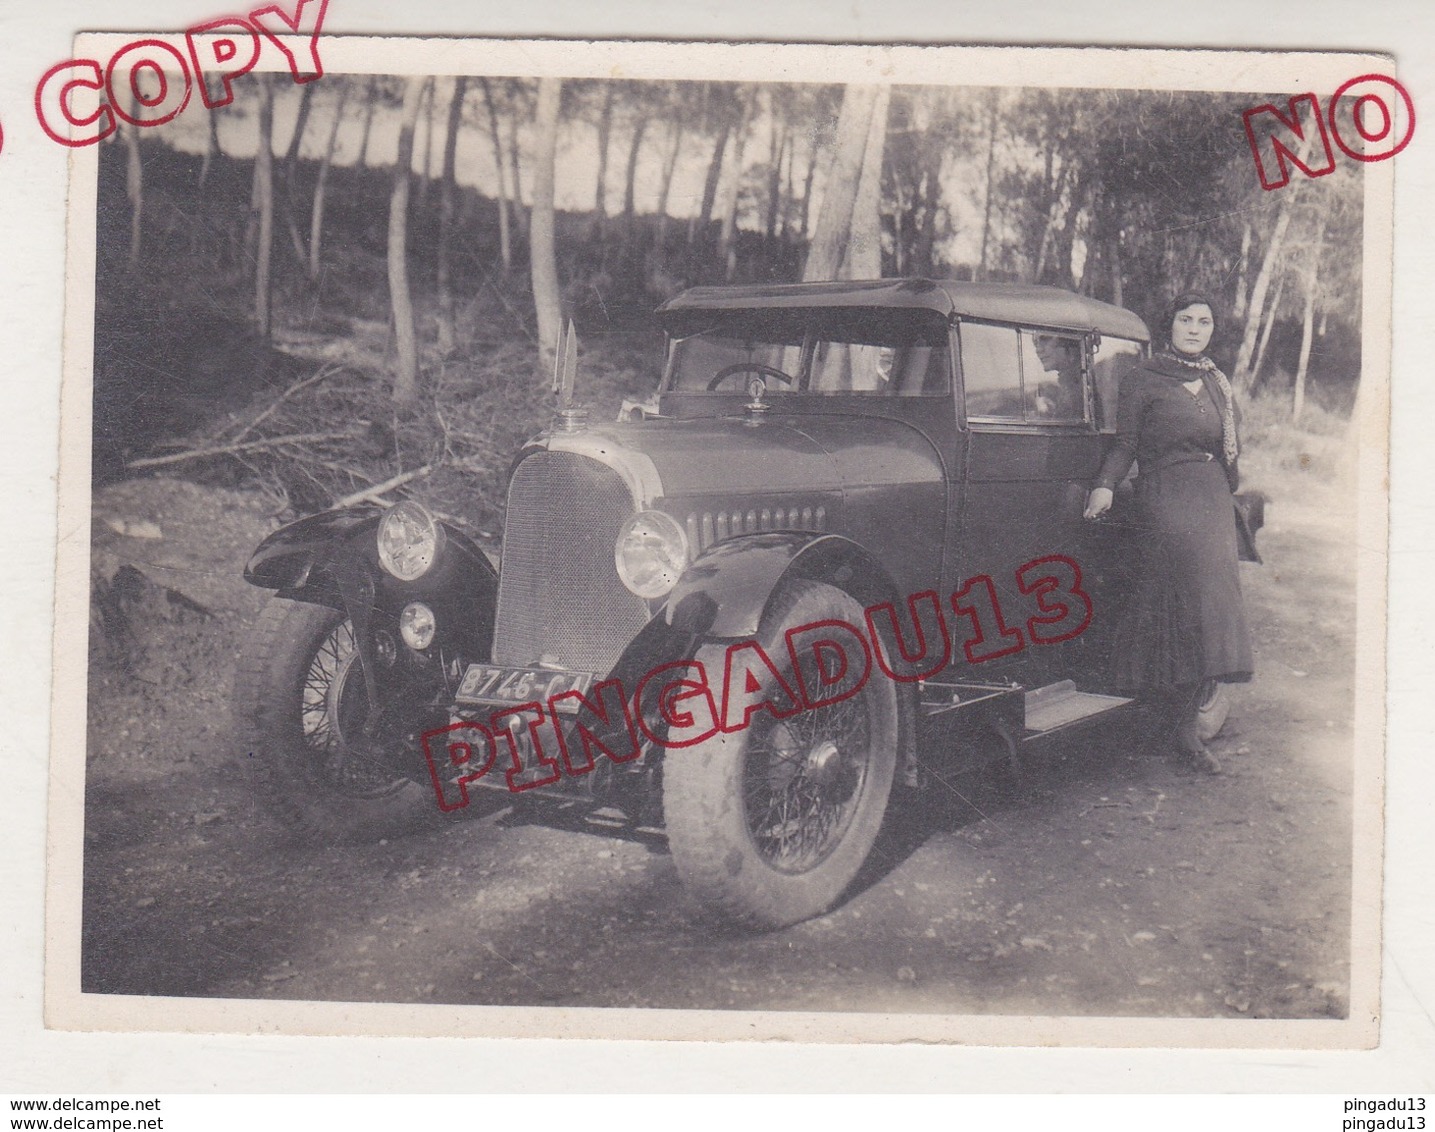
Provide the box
[626,530,915,791]
[244,507,499,656]
[243,506,384,593]
[663,531,901,639]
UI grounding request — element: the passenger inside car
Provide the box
[1026,332,1085,420]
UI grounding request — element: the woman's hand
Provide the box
[1083,487,1114,520]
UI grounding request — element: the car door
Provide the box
[950,320,1105,685]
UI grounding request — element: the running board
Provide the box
[1023,679,1131,737]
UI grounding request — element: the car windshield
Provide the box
[662,306,951,396]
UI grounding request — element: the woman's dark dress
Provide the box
[1094,356,1254,691]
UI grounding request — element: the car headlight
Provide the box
[615,510,688,600]
[400,602,437,650]
[377,501,443,581]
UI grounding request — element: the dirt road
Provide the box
[80,470,1355,1019]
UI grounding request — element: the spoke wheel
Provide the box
[663,580,898,929]
[237,598,438,842]
[295,619,408,800]
[743,695,872,874]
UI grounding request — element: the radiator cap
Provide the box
[552,405,590,433]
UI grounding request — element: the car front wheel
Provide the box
[662,580,898,930]
[235,598,439,842]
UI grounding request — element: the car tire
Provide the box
[235,598,438,843]
[1194,679,1231,742]
[662,580,898,930]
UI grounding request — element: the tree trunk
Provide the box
[199,87,222,188]
[308,78,350,281]
[976,89,1001,281]
[1033,157,1072,283]
[506,107,527,236]
[655,118,685,247]
[716,91,755,280]
[1235,134,1317,387]
[281,82,315,265]
[1233,220,1252,320]
[192,94,221,254]
[437,76,468,354]
[593,85,615,227]
[798,138,818,244]
[892,182,905,275]
[413,78,437,211]
[243,133,260,268]
[388,77,426,404]
[254,75,275,338]
[357,77,377,168]
[779,127,795,243]
[1110,236,1123,309]
[285,82,314,167]
[802,85,880,281]
[695,119,732,243]
[765,116,789,245]
[840,85,890,279]
[622,116,648,224]
[1240,212,1293,387]
[1026,142,1056,274]
[1292,215,1328,422]
[123,109,144,269]
[1056,170,1091,292]
[479,78,512,271]
[529,78,564,379]
[1251,272,1286,389]
[913,168,940,276]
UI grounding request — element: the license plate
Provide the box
[455,664,594,708]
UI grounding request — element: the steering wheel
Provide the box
[706,362,796,392]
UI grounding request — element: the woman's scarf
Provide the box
[1158,349,1239,468]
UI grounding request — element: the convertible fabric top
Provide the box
[659,278,1150,341]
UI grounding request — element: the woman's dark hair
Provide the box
[1163,292,1221,345]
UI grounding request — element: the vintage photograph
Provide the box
[48,38,1389,1043]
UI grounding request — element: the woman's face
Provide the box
[1171,303,1215,356]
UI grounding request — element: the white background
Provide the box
[2,0,1431,1094]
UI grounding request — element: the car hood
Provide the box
[557,414,945,501]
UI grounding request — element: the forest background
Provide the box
[92,73,1364,540]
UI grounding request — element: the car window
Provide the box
[959,323,1025,420]
[666,331,794,393]
[961,322,1093,425]
[664,307,951,396]
[807,340,950,395]
[891,344,950,397]
[1092,336,1145,433]
[810,340,888,393]
[1020,330,1086,423]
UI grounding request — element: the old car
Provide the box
[236,278,1258,929]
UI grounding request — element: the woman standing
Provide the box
[1083,294,1254,773]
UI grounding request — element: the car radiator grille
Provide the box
[492,450,650,675]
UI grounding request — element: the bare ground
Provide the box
[79,465,1356,1020]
